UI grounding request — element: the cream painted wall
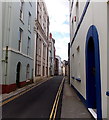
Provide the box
[35,0,49,77]
[107,3,109,120]
[70,1,108,118]
[56,56,62,75]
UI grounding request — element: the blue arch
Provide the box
[86,25,102,119]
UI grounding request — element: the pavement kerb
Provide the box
[1,76,53,102]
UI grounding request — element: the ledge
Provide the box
[75,78,81,82]
[106,91,109,96]
[72,76,81,82]
[72,76,75,79]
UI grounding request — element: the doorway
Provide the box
[26,64,30,80]
[43,66,45,76]
[86,37,96,108]
[86,25,102,119]
[16,62,21,88]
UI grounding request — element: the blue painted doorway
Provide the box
[86,25,102,119]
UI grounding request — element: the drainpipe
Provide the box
[4,3,11,85]
[35,32,38,77]
[4,46,8,85]
[0,2,2,90]
[34,1,38,77]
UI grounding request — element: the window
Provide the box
[38,39,41,56]
[27,37,31,55]
[39,48,41,56]
[71,18,74,39]
[29,0,32,6]
[28,12,31,31]
[76,1,79,25]
[38,64,41,76]
[76,45,80,78]
[18,28,23,51]
[72,54,74,58]
[77,46,80,52]
[43,44,46,58]
[20,0,24,21]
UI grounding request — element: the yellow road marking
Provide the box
[49,83,62,119]
[49,77,64,120]
[53,84,63,120]
[1,79,51,107]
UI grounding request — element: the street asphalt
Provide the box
[2,76,64,119]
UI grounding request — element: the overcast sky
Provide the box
[44,0,70,61]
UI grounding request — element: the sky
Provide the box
[44,0,70,61]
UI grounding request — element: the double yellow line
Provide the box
[0,79,51,107]
[49,77,65,120]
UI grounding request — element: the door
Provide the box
[86,25,102,119]
[86,37,96,108]
[16,62,21,87]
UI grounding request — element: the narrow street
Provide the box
[2,76,64,119]
[1,0,109,119]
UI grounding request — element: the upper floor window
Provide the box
[20,0,24,21]
[76,1,79,25]
[27,37,31,55]
[39,39,41,56]
[43,44,46,58]
[18,28,23,51]
[28,12,31,31]
[77,46,80,52]
[29,0,32,7]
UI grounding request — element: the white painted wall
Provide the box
[70,0,108,118]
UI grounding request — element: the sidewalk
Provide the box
[1,76,52,101]
[61,78,94,119]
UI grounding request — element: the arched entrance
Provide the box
[26,64,30,80]
[86,37,96,108]
[16,62,21,88]
[86,25,102,119]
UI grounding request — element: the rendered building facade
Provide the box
[69,0,109,119]
[1,1,36,93]
[34,0,49,77]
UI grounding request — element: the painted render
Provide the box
[1,2,36,93]
[34,0,49,77]
[48,33,55,76]
[70,0,108,119]
[0,2,2,89]
[56,55,62,75]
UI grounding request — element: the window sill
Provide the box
[20,18,24,24]
[75,78,81,82]
[29,2,32,7]
[71,76,81,82]
[106,91,109,96]
[28,29,31,34]
[72,76,75,79]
